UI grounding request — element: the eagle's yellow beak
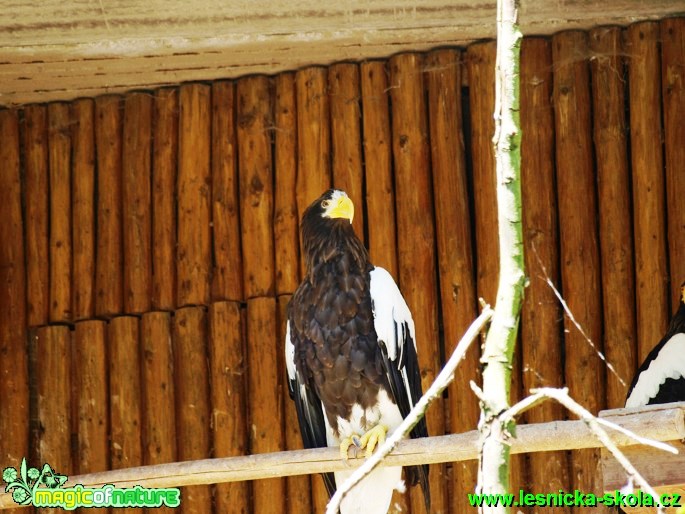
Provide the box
[327,195,354,224]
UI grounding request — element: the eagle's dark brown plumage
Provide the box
[285,189,430,514]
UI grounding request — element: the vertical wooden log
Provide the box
[173,307,212,513]
[360,61,399,279]
[95,96,123,317]
[35,326,72,475]
[329,63,365,239]
[109,317,142,477]
[73,321,108,479]
[71,99,96,321]
[661,17,685,307]
[246,298,285,514]
[177,84,211,307]
[589,27,637,409]
[212,81,244,302]
[22,105,50,327]
[140,312,177,514]
[237,76,275,299]
[520,37,571,505]
[122,92,152,313]
[467,40,527,502]
[389,52,446,514]
[296,67,332,226]
[48,102,72,322]
[626,22,669,363]
[152,88,178,311]
[0,109,29,490]
[426,48,480,514]
[209,301,249,514]
[466,42,499,306]
[552,31,607,514]
[277,296,313,514]
[274,73,301,295]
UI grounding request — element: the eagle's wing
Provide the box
[285,319,337,496]
[626,332,685,407]
[369,266,430,508]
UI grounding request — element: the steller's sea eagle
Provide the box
[285,189,430,514]
[625,282,685,408]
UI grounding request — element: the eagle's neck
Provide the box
[303,222,370,280]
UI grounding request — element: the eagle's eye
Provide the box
[321,199,331,209]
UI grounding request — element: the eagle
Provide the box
[625,282,685,408]
[285,189,430,513]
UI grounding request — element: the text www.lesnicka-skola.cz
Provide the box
[468,489,682,508]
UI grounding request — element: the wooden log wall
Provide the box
[0,17,683,514]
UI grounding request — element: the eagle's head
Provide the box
[304,189,354,225]
[300,189,367,273]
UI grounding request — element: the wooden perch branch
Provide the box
[1,403,682,510]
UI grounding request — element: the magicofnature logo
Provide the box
[3,458,181,510]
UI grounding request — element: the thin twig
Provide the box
[529,387,666,514]
[325,306,494,514]
[503,388,677,454]
[532,245,627,387]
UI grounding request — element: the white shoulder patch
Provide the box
[369,266,416,361]
[626,333,685,408]
[285,320,296,382]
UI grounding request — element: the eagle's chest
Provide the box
[291,260,387,428]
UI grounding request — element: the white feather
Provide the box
[369,266,417,410]
[626,333,685,408]
[285,320,296,383]
[325,390,405,514]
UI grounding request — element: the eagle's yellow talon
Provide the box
[339,436,356,460]
[359,425,387,457]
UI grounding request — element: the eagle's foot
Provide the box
[339,436,358,460]
[359,424,388,457]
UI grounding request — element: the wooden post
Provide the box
[177,84,212,307]
[22,105,50,327]
[122,92,152,314]
[208,301,250,514]
[467,40,527,503]
[151,88,178,311]
[140,311,177,514]
[329,63,365,239]
[589,26,637,409]
[211,80,244,302]
[274,73,301,296]
[109,315,142,512]
[236,76,275,299]
[35,326,72,480]
[425,47,481,514]
[48,102,72,322]
[552,31,607,514]
[520,36,571,505]
[95,95,123,317]
[389,52,446,514]
[73,321,108,481]
[71,99,96,321]
[0,109,29,500]
[246,297,285,514]
[173,307,212,514]
[277,296,313,514]
[661,17,685,308]
[295,69,332,227]
[467,42,500,306]
[360,61,399,279]
[626,22,669,363]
